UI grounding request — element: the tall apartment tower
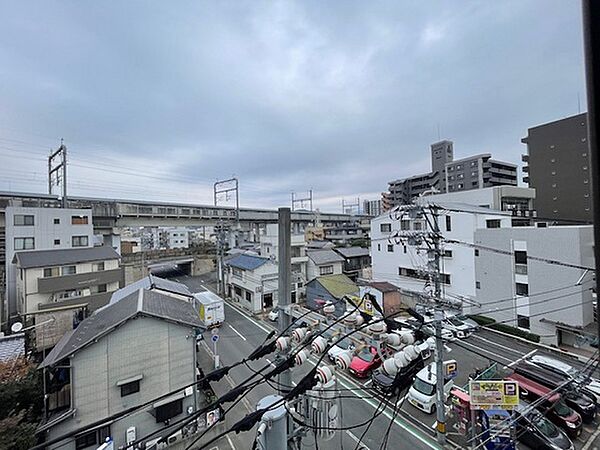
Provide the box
[521,113,592,222]
[431,140,454,191]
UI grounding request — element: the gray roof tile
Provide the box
[40,289,202,368]
[307,249,345,265]
[13,246,120,269]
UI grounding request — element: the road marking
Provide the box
[265,358,277,368]
[225,374,253,412]
[469,334,527,355]
[336,376,440,450]
[363,379,372,387]
[504,349,538,369]
[226,434,237,450]
[223,301,272,333]
[227,324,247,341]
[458,339,514,363]
[346,430,370,449]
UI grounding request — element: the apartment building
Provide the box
[260,224,308,281]
[382,140,517,210]
[3,207,94,326]
[473,225,594,346]
[521,112,592,222]
[445,154,517,193]
[165,227,189,249]
[39,288,203,450]
[13,246,121,315]
[363,199,383,217]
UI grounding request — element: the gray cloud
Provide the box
[0,0,586,211]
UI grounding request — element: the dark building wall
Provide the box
[522,113,592,222]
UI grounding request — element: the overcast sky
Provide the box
[0,1,586,212]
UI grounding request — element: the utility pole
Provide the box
[277,207,292,394]
[216,221,226,295]
[48,140,67,208]
[582,0,600,354]
[429,205,446,445]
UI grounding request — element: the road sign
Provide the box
[211,328,219,336]
[211,334,219,343]
[469,380,519,410]
[444,359,458,379]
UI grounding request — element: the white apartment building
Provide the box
[4,207,94,325]
[260,224,308,281]
[224,254,279,313]
[473,225,594,346]
[165,227,189,249]
[371,203,510,313]
[13,246,121,316]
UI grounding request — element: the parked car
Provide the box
[528,354,600,403]
[327,337,356,363]
[348,347,383,378]
[371,352,426,397]
[507,373,582,439]
[513,404,574,450]
[421,323,456,341]
[513,362,597,423]
[442,317,473,338]
[454,314,480,331]
[407,362,454,414]
[267,307,279,322]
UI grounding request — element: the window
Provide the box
[43,267,60,278]
[120,380,140,397]
[445,216,451,232]
[320,265,334,276]
[92,284,107,294]
[14,237,34,250]
[442,250,453,258]
[53,218,60,224]
[14,214,34,226]
[413,221,423,231]
[457,183,464,189]
[516,283,529,296]
[72,235,89,247]
[514,251,527,265]
[457,173,464,179]
[232,267,243,278]
[517,315,530,329]
[476,281,481,289]
[387,244,394,253]
[400,220,410,231]
[486,219,501,229]
[62,265,76,275]
[75,431,97,450]
[377,244,381,252]
[475,249,479,257]
[234,286,242,296]
[54,239,60,245]
[92,262,105,272]
[245,291,252,302]
[380,223,391,233]
[71,215,89,225]
[471,161,477,167]
[155,399,183,423]
[440,274,451,285]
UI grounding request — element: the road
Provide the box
[170,272,600,450]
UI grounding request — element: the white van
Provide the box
[407,362,454,414]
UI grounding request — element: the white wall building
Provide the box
[13,246,121,315]
[165,227,189,249]
[4,207,94,325]
[260,224,308,281]
[473,225,594,346]
[371,204,509,312]
[224,254,279,313]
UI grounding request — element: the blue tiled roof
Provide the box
[226,254,270,271]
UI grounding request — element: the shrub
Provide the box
[469,315,540,343]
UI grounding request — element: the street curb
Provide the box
[482,326,592,364]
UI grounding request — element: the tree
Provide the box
[0,357,43,450]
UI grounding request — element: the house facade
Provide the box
[306,249,345,282]
[225,254,279,313]
[305,274,358,317]
[4,206,94,327]
[334,247,371,281]
[39,288,204,450]
[13,246,121,316]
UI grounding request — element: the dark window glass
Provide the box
[54,218,60,224]
[54,239,60,245]
[516,283,529,296]
[387,244,394,252]
[380,223,391,233]
[120,380,140,397]
[155,399,183,423]
[514,251,528,265]
[14,215,34,226]
[445,216,451,232]
[75,431,97,450]
[517,315,530,329]
[486,219,501,229]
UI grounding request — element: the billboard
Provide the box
[469,380,519,410]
